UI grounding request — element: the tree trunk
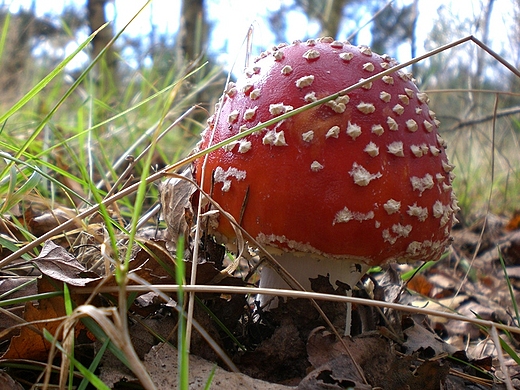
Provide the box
[87,0,117,95]
[410,0,419,76]
[320,0,348,39]
[177,0,208,62]
[176,0,219,128]
[475,0,495,88]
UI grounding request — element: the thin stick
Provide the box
[445,105,520,132]
[185,24,254,352]
[346,0,394,42]
[490,325,514,390]
[451,93,499,302]
[72,284,520,336]
[1,34,517,265]
[2,34,518,266]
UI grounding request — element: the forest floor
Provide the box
[0,207,519,389]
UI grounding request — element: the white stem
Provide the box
[345,289,353,336]
[257,253,369,312]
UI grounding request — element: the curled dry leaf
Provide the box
[159,168,196,251]
[305,326,451,389]
[0,372,23,390]
[402,319,458,357]
[32,241,101,287]
[298,354,372,390]
[27,206,78,237]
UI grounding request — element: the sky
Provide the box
[4,0,517,73]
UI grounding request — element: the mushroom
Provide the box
[194,37,457,315]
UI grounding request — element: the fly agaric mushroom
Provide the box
[194,37,457,309]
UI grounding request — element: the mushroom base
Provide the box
[257,254,370,309]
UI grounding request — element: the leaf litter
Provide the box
[0,192,519,388]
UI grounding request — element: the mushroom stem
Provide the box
[257,253,369,334]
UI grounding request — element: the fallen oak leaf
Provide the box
[32,241,101,286]
[1,277,93,361]
[1,297,63,360]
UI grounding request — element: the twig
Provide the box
[72,284,520,336]
[490,325,514,390]
[444,105,520,132]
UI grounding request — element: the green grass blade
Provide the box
[0,24,104,126]
[62,284,75,390]
[0,152,91,206]
[176,238,189,390]
[497,244,520,326]
[63,283,73,316]
[0,170,41,213]
[43,329,110,390]
[0,11,10,65]
[498,336,520,365]
[203,366,217,390]
[3,158,17,193]
[0,291,63,307]
[77,338,110,390]
[0,236,32,260]
[80,316,130,368]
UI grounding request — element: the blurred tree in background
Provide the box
[0,6,62,104]
[87,0,118,98]
[266,0,417,56]
[0,0,518,214]
[0,0,517,106]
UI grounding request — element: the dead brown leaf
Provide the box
[506,210,520,231]
[1,277,91,361]
[32,241,101,286]
[0,277,38,341]
[160,169,196,251]
[0,371,23,390]
[407,273,433,296]
[1,298,60,360]
[298,354,371,390]
[402,319,458,357]
[131,238,241,287]
[27,207,76,237]
[0,277,37,301]
[305,326,452,389]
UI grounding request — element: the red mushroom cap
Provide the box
[194,37,457,266]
